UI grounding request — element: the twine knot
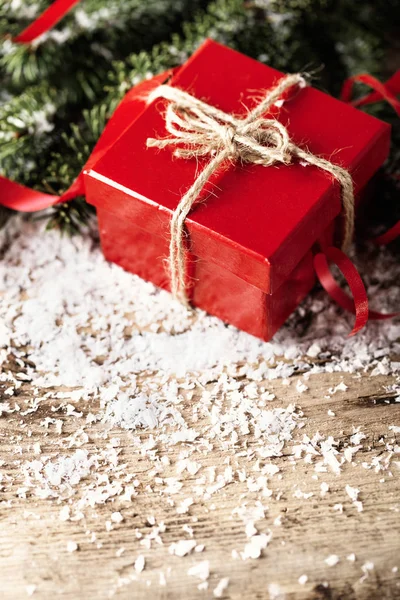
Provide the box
[218,118,293,166]
[146,74,354,306]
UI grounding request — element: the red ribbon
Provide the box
[340,71,400,117]
[14,0,81,44]
[373,220,400,245]
[341,70,400,247]
[0,70,176,212]
[314,247,398,336]
[314,247,369,335]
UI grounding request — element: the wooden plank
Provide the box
[1,367,399,600]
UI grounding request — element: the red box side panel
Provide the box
[96,207,316,341]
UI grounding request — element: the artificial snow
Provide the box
[0,217,399,593]
[325,555,340,567]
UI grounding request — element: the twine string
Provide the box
[146,74,354,305]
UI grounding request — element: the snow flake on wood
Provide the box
[325,554,340,567]
[134,555,146,573]
[169,540,197,557]
[187,560,210,581]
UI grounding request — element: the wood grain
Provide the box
[0,365,399,600]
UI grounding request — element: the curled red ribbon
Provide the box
[14,0,81,44]
[314,247,369,336]
[341,70,400,247]
[340,71,400,117]
[373,220,400,245]
[314,247,399,335]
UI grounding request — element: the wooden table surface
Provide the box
[1,361,399,600]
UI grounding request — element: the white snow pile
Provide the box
[0,218,399,401]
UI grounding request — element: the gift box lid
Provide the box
[86,39,391,294]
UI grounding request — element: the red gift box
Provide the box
[84,40,390,340]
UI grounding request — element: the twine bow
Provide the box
[147,74,354,306]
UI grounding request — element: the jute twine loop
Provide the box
[146,74,354,306]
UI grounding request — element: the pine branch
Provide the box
[0,0,208,93]
[43,198,95,236]
[0,0,398,234]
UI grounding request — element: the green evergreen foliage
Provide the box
[0,0,399,233]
